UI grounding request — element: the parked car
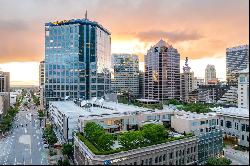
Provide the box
[54,143,62,148]
[43,144,49,148]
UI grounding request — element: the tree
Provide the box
[62,143,74,158]
[118,131,146,149]
[141,124,167,143]
[206,157,232,165]
[38,110,45,118]
[57,158,70,165]
[97,133,115,151]
[84,122,104,143]
[84,122,114,151]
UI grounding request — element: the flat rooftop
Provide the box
[214,107,249,118]
[173,111,217,120]
[49,100,176,120]
[136,99,159,102]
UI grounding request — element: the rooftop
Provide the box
[50,100,176,120]
[214,107,249,118]
[45,18,111,35]
[173,111,217,120]
[226,44,249,52]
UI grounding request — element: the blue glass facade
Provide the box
[44,19,111,106]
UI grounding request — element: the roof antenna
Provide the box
[85,10,88,19]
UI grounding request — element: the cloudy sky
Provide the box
[0,0,249,85]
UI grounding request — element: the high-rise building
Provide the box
[226,45,249,85]
[205,64,217,85]
[238,66,249,109]
[44,17,111,107]
[112,54,139,96]
[198,85,229,103]
[0,92,10,121]
[39,61,45,108]
[217,86,238,106]
[192,77,204,91]
[0,70,10,93]
[139,71,145,98]
[180,57,194,102]
[144,39,180,101]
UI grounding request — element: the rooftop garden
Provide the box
[163,99,222,114]
[118,96,163,110]
[76,122,193,155]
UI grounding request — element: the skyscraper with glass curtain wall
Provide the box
[44,18,111,107]
[144,39,180,101]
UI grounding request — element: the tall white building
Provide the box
[144,39,180,101]
[238,66,249,109]
[112,54,139,96]
[180,57,194,102]
[205,65,217,85]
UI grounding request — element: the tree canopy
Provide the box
[62,143,74,158]
[206,157,232,165]
[84,122,114,151]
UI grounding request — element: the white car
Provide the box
[43,144,49,148]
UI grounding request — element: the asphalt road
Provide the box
[0,101,48,165]
[224,146,249,165]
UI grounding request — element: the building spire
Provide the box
[85,10,88,19]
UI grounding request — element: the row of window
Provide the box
[220,120,249,132]
[126,150,196,165]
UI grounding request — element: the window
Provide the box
[145,159,148,165]
[242,135,244,140]
[169,152,173,159]
[187,148,190,154]
[220,120,223,127]
[141,160,144,165]
[149,158,152,165]
[200,121,206,125]
[226,121,232,128]
[242,124,246,131]
[246,125,249,132]
[155,156,158,163]
[159,156,162,162]
[163,154,166,161]
[240,77,245,82]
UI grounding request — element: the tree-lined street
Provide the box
[0,94,48,165]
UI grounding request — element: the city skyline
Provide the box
[0,0,249,85]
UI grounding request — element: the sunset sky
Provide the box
[0,0,249,85]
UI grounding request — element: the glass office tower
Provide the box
[226,45,249,85]
[144,39,180,101]
[112,54,139,96]
[44,18,111,106]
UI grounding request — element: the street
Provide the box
[0,100,48,165]
[224,146,249,165]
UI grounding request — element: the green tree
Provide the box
[38,110,45,118]
[141,124,167,143]
[57,158,70,165]
[97,133,115,151]
[118,131,146,149]
[206,157,232,165]
[84,122,104,143]
[62,143,74,158]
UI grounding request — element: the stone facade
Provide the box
[74,135,198,165]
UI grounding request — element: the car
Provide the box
[43,144,49,148]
